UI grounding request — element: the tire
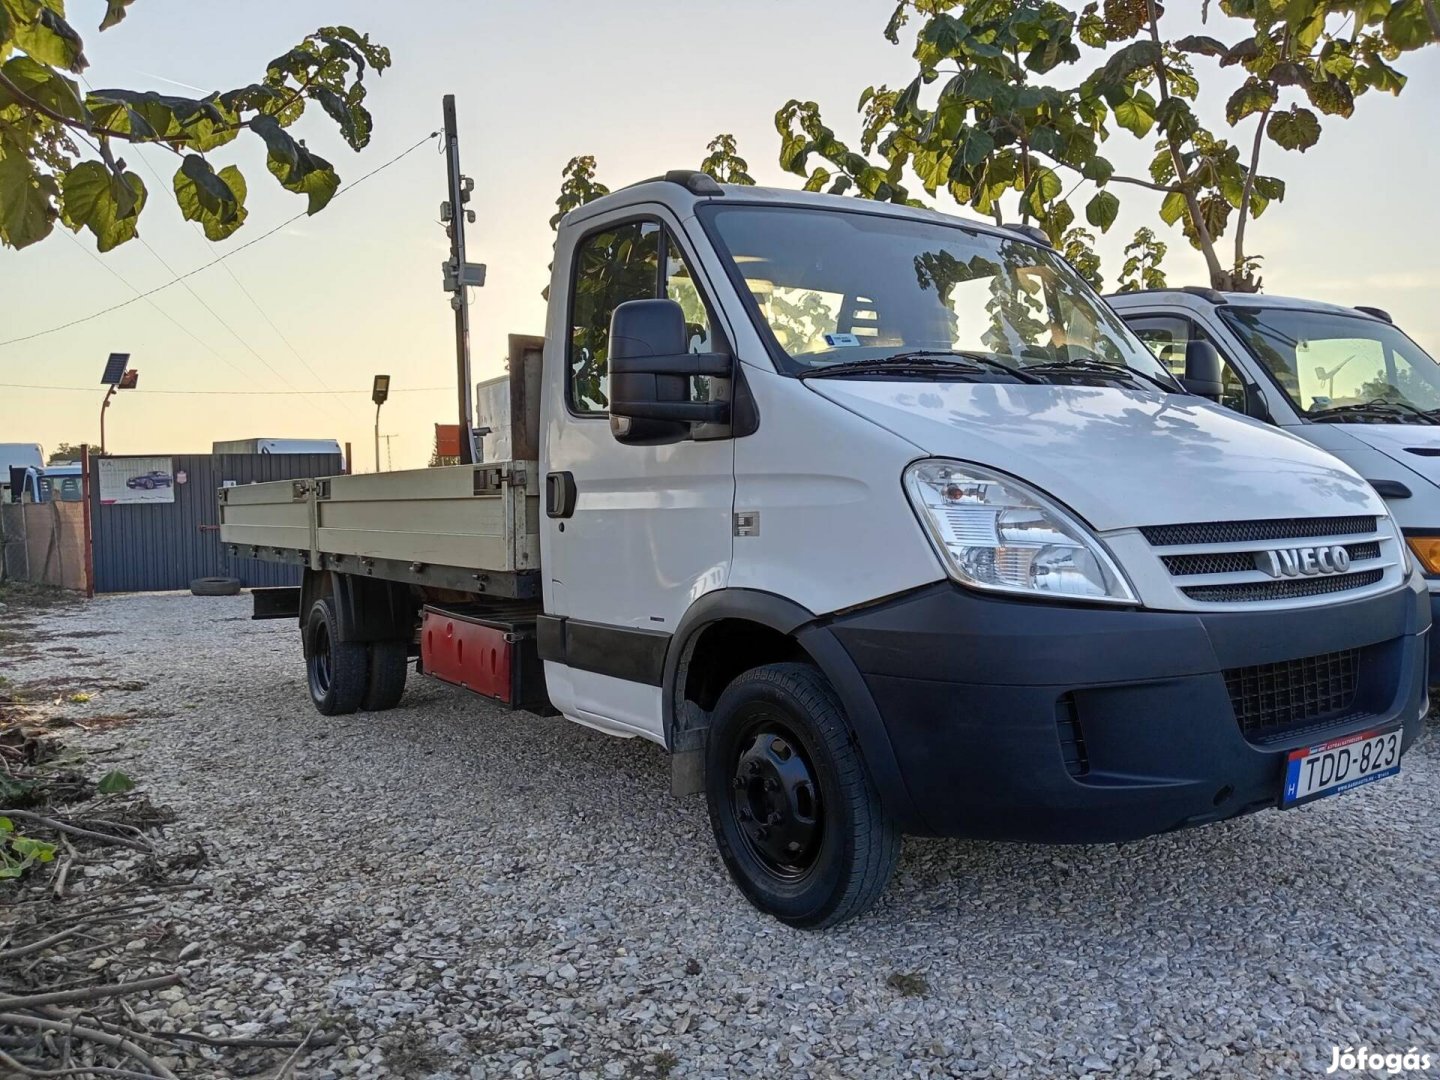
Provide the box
[362,640,409,711]
[190,576,242,597]
[304,598,369,715]
[704,662,901,929]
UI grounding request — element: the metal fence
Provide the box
[89,453,340,594]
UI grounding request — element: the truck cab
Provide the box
[1108,288,1440,674]
[223,177,1430,927]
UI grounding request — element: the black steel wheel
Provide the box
[304,597,368,715]
[704,662,900,929]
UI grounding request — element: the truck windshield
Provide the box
[700,204,1173,387]
[1220,306,1440,422]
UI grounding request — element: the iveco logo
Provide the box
[1255,545,1351,579]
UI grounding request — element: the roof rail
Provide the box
[1000,222,1053,248]
[1180,285,1228,304]
[1355,305,1393,323]
[662,170,724,196]
[620,170,726,197]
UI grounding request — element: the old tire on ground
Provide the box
[304,597,369,716]
[190,577,242,597]
[362,640,409,711]
[704,661,901,930]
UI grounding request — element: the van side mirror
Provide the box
[608,299,732,445]
[1182,339,1223,401]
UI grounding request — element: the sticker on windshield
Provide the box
[825,333,862,348]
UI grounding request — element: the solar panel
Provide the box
[100,352,130,386]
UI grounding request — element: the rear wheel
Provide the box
[362,641,409,711]
[704,662,900,929]
[304,598,368,715]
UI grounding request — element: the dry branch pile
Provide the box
[1,627,336,1077]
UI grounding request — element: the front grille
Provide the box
[1055,694,1089,778]
[1141,516,1376,547]
[1224,649,1360,739]
[1162,541,1381,577]
[1183,569,1383,603]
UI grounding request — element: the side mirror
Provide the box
[608,299,732,445]
[1182,339,1223,401]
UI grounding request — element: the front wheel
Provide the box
[304,598,369,715]
[704,662,900,929]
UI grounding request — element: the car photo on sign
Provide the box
[98,456,177,505]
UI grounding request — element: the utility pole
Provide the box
[441,95,484,466]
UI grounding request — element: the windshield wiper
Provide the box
[1019,357,1174,392]
[1310,400,1440,425]
[801,350,1042,383]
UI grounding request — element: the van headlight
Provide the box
[903,459,1136,604]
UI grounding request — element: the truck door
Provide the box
[540,208,735,740]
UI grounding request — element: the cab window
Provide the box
[1127,316,1248,414]
[568,221,714,414]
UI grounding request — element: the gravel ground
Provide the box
[4,590,1439,1079]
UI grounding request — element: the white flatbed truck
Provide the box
[222,173,1429,927]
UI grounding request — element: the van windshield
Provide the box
[700,204,1174,388]
[1220,306,1440,422]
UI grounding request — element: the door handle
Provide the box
[546,471,576,519]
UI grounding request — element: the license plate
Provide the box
[1283,726,1401,808]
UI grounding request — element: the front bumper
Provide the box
[812,578,1430,843]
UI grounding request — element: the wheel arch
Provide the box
[664,589,923,831]
[300,569,415,643]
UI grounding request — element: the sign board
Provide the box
[98,457,176,505]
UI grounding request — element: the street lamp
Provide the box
[99,353,137,454]
[372,374,391,473]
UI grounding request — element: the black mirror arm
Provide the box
[609,351,733,378]
[608,399,729,423]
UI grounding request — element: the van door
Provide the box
[540,208,735,740]
[1125,313,1258,416]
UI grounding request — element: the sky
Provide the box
[2,0,1437,470]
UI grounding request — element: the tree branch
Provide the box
[1424,0,1440,40]
[1233,105,1270,280]
[1143,0,1226,286]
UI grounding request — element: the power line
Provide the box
[0,130,440,350]
[0,383,453,395]
[61,229,256,383]
[130,141,371,426]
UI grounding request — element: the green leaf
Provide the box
[1159,189,1188,227]
[10,835,55,862]
[0,55,86,120]
[1085,190,1120,232]
[1024,166,1063,217]
[60,161,147,251]
[100,0,136,31]
[1266,106,1321,151]
[0,146,57,249]
[1226,78,1278,125]
[1174,35,1229,57]
[96,769,135,794]
[0,816,13,833]
[1384,0,1436,48]
[174,156,248,241]
[250,113,340,213]
[1112,89,1156,137]
[10,4,88,72]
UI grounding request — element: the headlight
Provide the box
[903,460,1136,604]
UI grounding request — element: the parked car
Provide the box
[1108,288,1440,675]
[125,470,173,490]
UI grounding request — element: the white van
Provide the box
[1109,289,1440,676]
